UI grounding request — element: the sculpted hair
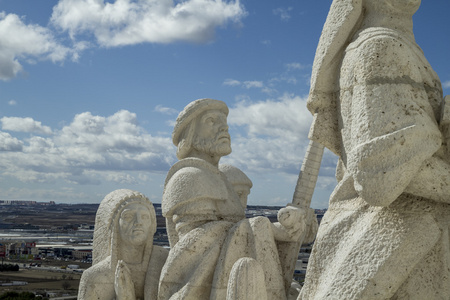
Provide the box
[176,120,197,160]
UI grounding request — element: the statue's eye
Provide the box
[205,117,215,125]
[122,211,134,221]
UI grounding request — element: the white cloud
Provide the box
[154,105,178,115]
[51,0,247,47]
[273,7,293,21]
[285,62,306,71]
[8,100,17,106]
[1,117,53,135]
[443,80,450,89]
[223,78,241,86]
[0,110,175,186]
[228,93,312,138]
[0,12,74,80]
[225,94,314,174]
[0,132,23,151]
[224,79,264,89]
[223,95,338,207]
[243,80,263,89]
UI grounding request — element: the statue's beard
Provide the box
[193,133,231,157]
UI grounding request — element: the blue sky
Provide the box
[0,0,449,208]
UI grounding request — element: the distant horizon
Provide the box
[0,199,329,210]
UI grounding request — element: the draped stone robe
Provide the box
[300,28,450,300]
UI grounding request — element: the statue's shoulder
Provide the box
[346,28,427,82]
[162,158,228,216]
[166,157,219,179]
[80,257,112,282]
[152,245,169,259]
[78,257,114,300]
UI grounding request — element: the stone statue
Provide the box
[219,164,252,208]
[300,0,450,299]
[78,189,168,300]
[159,98,312,300]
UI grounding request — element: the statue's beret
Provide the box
[172,98,229,146]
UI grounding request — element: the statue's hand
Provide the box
[277,206,307,240]
[115,260,136,300]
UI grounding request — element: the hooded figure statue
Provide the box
[78,189,168,300]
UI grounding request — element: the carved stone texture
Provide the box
[300,0,450,299]
[219,164,253,208]
[159,99,310,300]
[78,189,168,300]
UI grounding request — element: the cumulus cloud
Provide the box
[443,80,450,89]
[8,100,17,106]
[0,132,23,151]
[225,94,313,174]
[0,110,175,186]
[51,0,247,47]
[1,117,53,135]
[228,93,312,138]
[223,95,338,207]
[0,12,75,80]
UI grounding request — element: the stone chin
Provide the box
[193,136,232,157]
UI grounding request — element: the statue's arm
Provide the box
[270,206,308,242]
[164,167,229,235]
[404,154,450,203]
[345,36,442,207]
[78,266,115,300]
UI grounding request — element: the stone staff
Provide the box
[278,139,323,292]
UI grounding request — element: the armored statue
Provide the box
[300,0,450,299]
[159,99,314,300]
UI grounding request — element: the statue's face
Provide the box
[119,202,152,246]
[193,109,231,156]
[233,184,250,208]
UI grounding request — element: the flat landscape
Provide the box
[0,266,82,297]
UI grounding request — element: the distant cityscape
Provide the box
[0,200,326,297]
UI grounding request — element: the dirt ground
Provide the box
[0,266,82,296]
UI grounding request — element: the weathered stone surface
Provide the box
[159,98,314,300]
[300,0,450,299]
[226,257,268,300]
[78,189,168,300]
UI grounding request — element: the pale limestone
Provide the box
[300,0,450,299]
[78,189,168,300]
[160,98,315,300]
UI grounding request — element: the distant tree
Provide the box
[62,280,71,290]
[0,291,37,299]
[0,264,20,272]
